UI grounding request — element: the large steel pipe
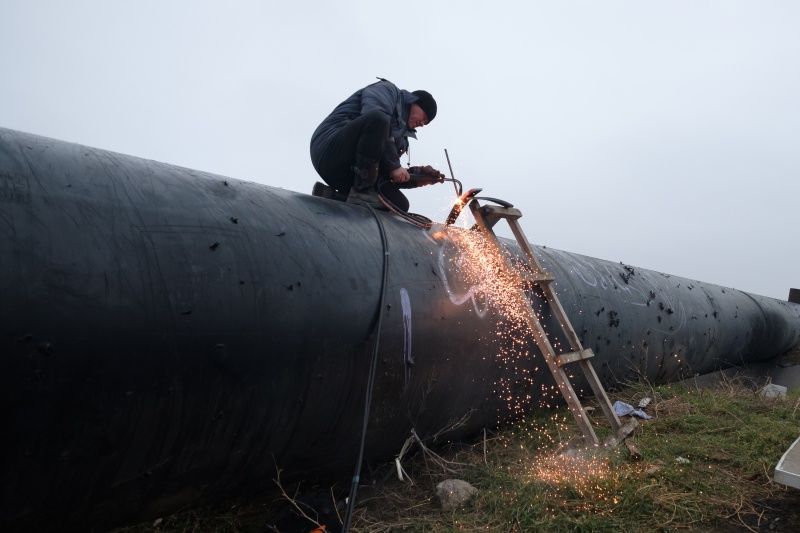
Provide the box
[1,128,798,531]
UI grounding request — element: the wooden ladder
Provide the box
[468,199,637,447]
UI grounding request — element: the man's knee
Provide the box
[359,110,391,135]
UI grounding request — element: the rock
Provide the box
[646,461,664,474]
[435,479,478,511]
[760,384,787,399]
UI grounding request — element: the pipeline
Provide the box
[1,127,799,531]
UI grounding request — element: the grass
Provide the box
[115,374,800,533]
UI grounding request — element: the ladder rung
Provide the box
[477,205,523,221]
[555,348,594,367]
[520,270,555,284]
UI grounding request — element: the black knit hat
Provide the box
[412,90,437,122]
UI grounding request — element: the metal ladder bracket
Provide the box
[604,418,639,448]
[475,204,523,229]
[476,204,523,220]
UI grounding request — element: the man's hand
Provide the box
[390,167,410,183]
[408,165,446,186]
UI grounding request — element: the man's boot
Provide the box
[312,182,347,202]
[347,156,385,209]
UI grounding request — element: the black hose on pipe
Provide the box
[341,206,390,533]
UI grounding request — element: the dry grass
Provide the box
[343,373,800,533]
[115,373,800,533]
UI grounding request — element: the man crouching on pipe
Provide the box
[310,77,441,210]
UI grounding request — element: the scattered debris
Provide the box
[436,479,477,511]
[675,457,690,464]
[613,401,652,420]
[638,397,652,409]
[604,418,639,448]
[759,383,787,399]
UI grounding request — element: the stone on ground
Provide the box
[436,479,478,511]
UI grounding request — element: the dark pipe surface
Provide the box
[1,128,799,531]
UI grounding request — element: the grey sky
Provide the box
[2,1,798,300]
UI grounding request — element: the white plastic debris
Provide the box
[675,457,690,464]
[638,397,652,408]
[394,457,413,482]
[760,384,787,399]
[613,400,653,419]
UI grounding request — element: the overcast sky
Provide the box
[2,1,798,300]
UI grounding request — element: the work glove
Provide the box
[405,165,446,187]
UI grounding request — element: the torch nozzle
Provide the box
[445,188,483,225]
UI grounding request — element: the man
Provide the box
[310,78,438,210]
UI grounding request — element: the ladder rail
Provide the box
[469,201,600,444]
[505,218,585,351]
[467,199,624,444]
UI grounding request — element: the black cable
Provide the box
[342,173,463,529]
[341,205,390,533]
[376,180,433,228]
[374,176,463,229]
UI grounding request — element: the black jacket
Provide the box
[310,79,418,172]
